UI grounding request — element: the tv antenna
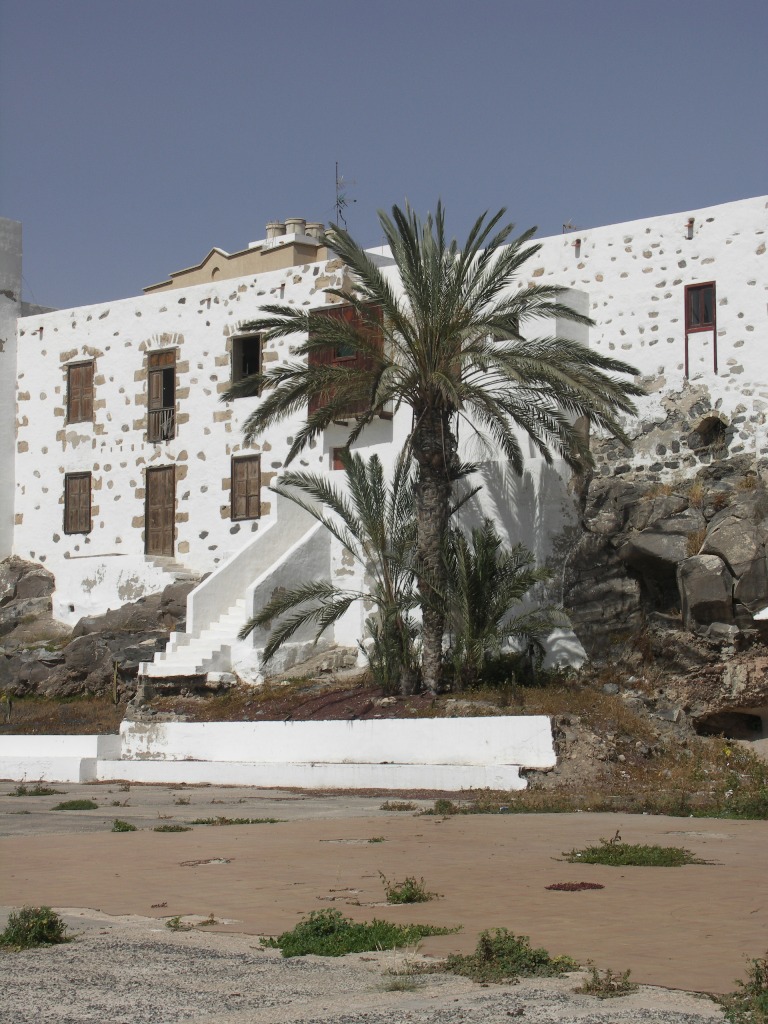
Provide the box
[335,162,356,227]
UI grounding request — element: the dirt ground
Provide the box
[2,782,766,1022]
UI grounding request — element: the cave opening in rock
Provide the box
[694,711,764,740]
[688,416,728,454]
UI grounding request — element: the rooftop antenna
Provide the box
[335,161,356,227]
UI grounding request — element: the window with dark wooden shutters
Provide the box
[147,350,176,441]
[64,473,91,533]
[231,456,261,520]
[308,303,383,418]
[67,362,94,423]
[231,334,262,386]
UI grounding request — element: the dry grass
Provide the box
[686,527,708,556]
[0,696,125,735]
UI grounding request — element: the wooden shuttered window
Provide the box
[145,466,175,556]
[67,362,94,423]
[147,350,176,441]
[64,473,91,534]
[308,303,383,417]
[231,455,261,520]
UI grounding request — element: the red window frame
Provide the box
[685,282,716,333]
[684,282,717,376]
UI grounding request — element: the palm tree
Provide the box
[239,451,421,694]
[224,203,641,693]
[445,519,562,691]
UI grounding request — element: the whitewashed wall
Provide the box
[12,196,768,630]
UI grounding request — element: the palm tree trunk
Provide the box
[413,410,458,694]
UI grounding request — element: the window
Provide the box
[231,333,262,387]
[685,283,715,332]
[308,302,383,418]
[66,361,94,423]
[231,455,261,520]
[331,447,347,470]
[147,350,176,441]
[64,473,91,534]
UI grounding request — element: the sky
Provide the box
[1,0,767,310]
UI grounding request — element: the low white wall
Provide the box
[0,717,555,790]
[119,716,556,769]
[0,736,121,758]
[94,759,526,790]
[0,735,121,784]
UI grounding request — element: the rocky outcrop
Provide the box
[0,558,195,700]
[564,456,768,657]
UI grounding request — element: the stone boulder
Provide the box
[0,557,54,607]
[677,554,735,629]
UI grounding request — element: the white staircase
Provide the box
[139,490,330,685]
[141,598,248,678]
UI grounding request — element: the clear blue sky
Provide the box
[1,0,766,310]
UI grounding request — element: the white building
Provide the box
[5,197,768,681]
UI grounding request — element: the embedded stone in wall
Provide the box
[677,554,734,629]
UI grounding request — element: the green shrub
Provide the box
[264,908,455,958]
[111,819,137,832]
[153,824,192,832]
[721,952,768,1023]
[52,799,98,811]
[0,907,70,950]
[9,781,64,797]
[575,965,638,998]
[564,838,705,867]
[380,873,437,904]
[441,928,577,983]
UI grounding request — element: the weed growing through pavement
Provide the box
[575,965,638,998]
[166,916,193,932]
[111,819,137,832]
[564,832,706,867]
[52,799,98,811]
[380,873,438,904]
[433,929,577,984]
[0,907,70,950]
[546,881,605,891]
[9,781,64,797]
[153,824,192,832]
[368,836,386,843]
[379,801,418,812]
[264,909,456,958]
[173,796,190,806]
[720,951,768,1023]
[187,816,282,826]
[110,800,130,807]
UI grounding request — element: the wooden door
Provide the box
[145,466,175,556]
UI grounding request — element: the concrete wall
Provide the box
[0,716,555,790]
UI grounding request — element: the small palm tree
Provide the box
[239,452,420,693]
[445,520,561,691]
[224,202,641,692]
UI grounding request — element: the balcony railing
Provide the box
[148,407,175,442]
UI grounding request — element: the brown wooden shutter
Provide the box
[68,362,94,423]
[64,473,91,533]
[231,456,261,520]
[308,306,343,415]
[145,467,175,555]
